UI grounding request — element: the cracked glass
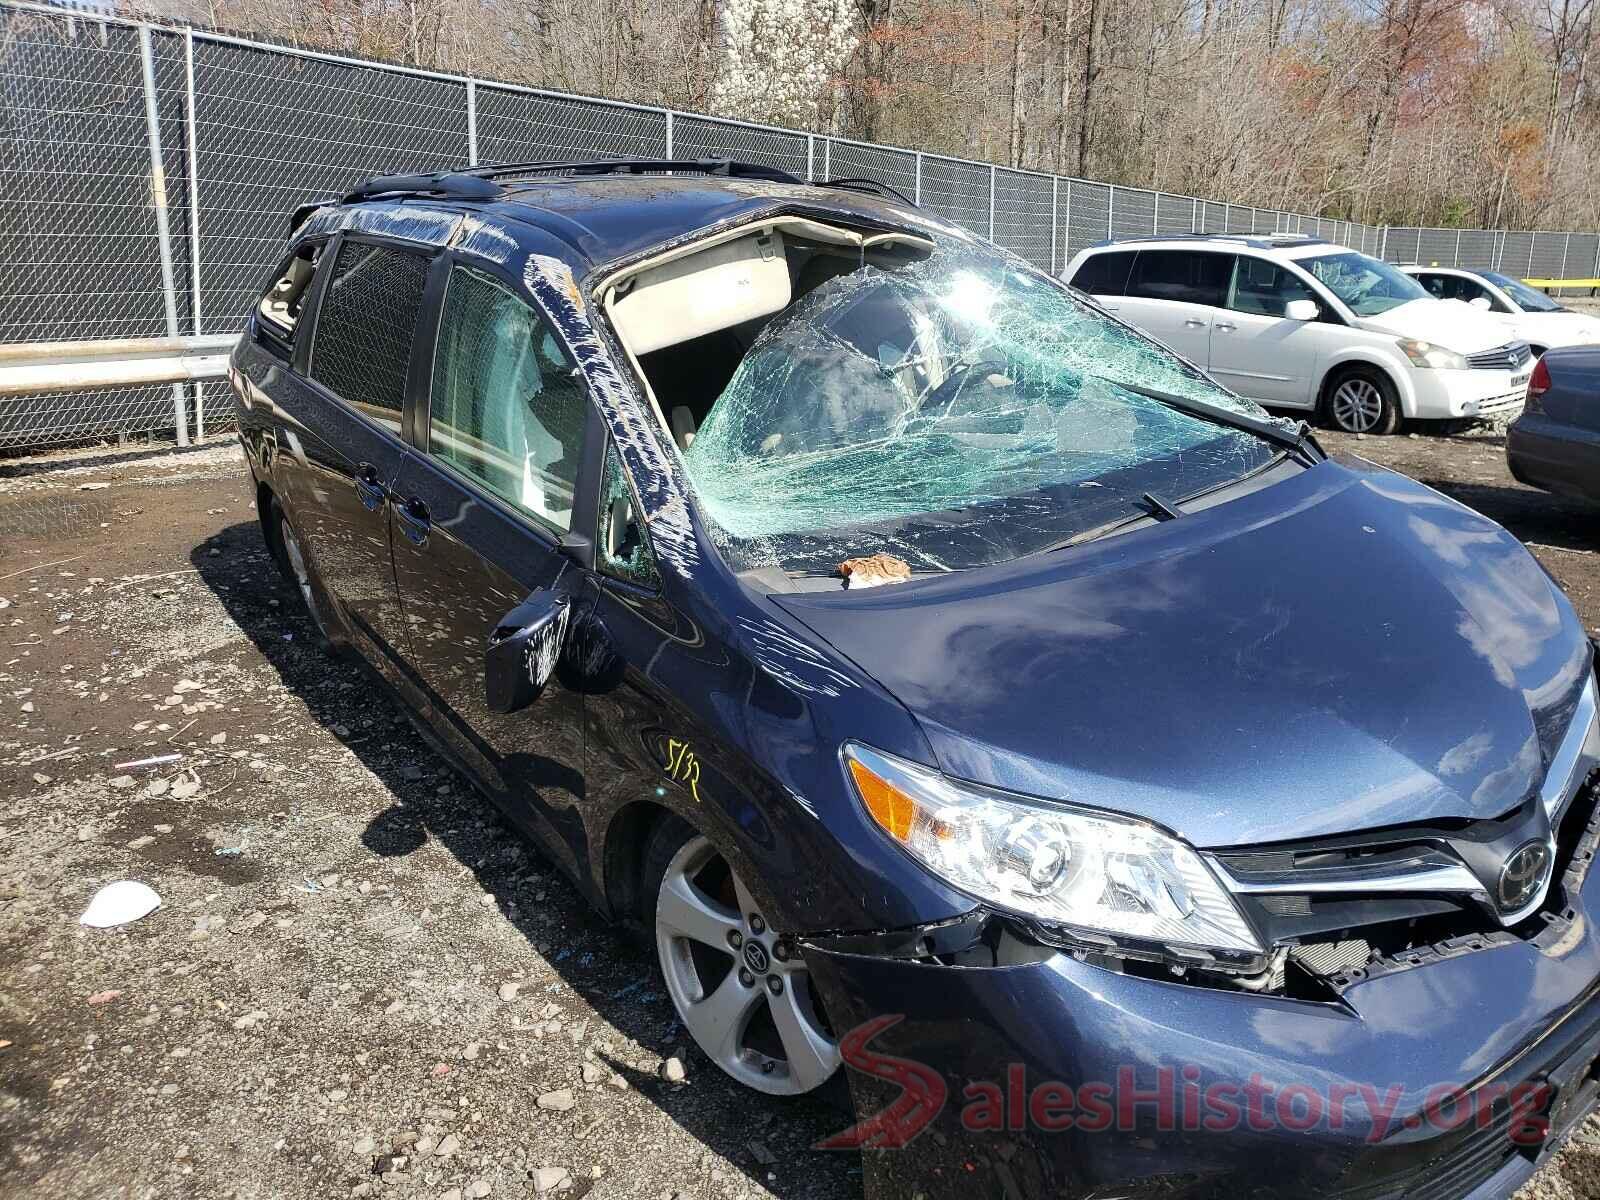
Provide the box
[676,240,1290,576]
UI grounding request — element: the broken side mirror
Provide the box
[485,591,571,715]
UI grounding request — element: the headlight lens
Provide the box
[843,743,1263,957]
[1397,337,1469,370]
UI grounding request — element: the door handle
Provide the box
[1184,318,1206,328]
[1215,322,1237,332]
[354,462,387,512]
[395,496,431,546]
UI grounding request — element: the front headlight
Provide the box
[1397,337,1469,370]
[843,743,1263,960]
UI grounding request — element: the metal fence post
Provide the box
[466,79,479,165]
[988,166,996,241]
[664,109,673,160]
[1191,197,1198,234]
[1108,187,1116,239]
[139,24,188,447]
[806,134,814,182]
[823,138,831,179]
[1050,177,1058,274]
[1528,234,1537,275]
[914,152,921,204]
[1379,226,1389,262]
[183,26,204,438]
[1560,232,1572,290]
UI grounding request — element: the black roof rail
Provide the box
[467,158,805,185]
[818,176,918,207]
[299,159,919,236]
[1090,232,1331,251]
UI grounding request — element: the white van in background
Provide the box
[1062,235,1532,434]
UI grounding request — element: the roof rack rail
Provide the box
[818,176,917,207]
[302,160,919,235]
[467,158,804,185]
[1091,232,1332,251]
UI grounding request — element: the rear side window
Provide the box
[597,443,660,587]
[309,242,431,429]
[1228,257,1318,316]
[257,241,323,340]
[428,265,589,533]
[1069,250,1136,297]
[1127,250,1231,306]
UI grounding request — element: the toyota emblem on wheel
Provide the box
[743,939,771,975]
[1498,840,1553,913]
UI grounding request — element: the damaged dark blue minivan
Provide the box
[231,159,1600,1200]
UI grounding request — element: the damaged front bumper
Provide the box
[801,820,1600,1200]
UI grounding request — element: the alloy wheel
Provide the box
[1330,377,1386,433]
[654,835,840,1095]
[279,518,331,640]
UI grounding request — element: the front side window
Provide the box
[1297,251,1429,317]
[677,239,1285,576]
[309,241,431,429]
[597,444,660,587]
[428,265,587,532]
[1227,257,1317,317]
[1127,250,1230,307]
[1483,271,1565,313]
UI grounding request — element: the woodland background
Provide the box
[149,0,1600,232]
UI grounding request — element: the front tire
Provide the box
[643,816,840,1097]
[1323,366,1400,435]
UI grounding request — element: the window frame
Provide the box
[299,231,441,434]
[406,248,608,562]
[593,436,664,593]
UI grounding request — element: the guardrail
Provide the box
[1,0,1596,453]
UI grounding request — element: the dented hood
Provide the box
[774,459,1593,848]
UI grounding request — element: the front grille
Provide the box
[1466,341,1533,371]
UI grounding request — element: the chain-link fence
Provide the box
[4,0,1598,452]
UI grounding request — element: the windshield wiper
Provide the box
[1108,378,1321,464]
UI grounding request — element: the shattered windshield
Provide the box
[675,240,1289,576]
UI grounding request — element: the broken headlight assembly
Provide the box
[842,743,1265,969]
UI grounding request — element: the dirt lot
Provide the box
[1,427,1598,1200]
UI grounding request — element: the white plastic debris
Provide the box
[79,880,161,928]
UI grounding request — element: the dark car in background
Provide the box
[230,159,1600,1200]
[1509,346,1600,505]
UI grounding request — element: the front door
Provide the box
[1206,255,1329,408]
[387,259,596,875]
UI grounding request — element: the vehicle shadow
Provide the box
[1417,478,1599,556]
[189,521,863,1200]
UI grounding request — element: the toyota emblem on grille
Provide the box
[743,940,770,974]
[1497,840,1552,913]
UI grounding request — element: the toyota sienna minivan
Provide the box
[232,160,1600,1200]
[1065,235,1534,434]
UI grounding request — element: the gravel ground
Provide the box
[1,429,1598,1200]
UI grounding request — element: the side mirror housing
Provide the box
[1285,299,1319,322]
[1469,296,1491,311]
[485,591,571,715]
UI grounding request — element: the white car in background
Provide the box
[1062,235,1532,434]
[1400,265,1600,357]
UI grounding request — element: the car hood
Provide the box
[774,459,1593,848]
[1517,311,1600,348]
[1354,298,1517,351]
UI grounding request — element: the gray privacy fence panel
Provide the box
[192,37,471,331]
[476,87,667,166]
[3,0,1598,452]
[1065,180,1111,258]
[992,169,1053,271]
[919,155,990,236]
[672,115,806,178]
[0,9,171,343]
